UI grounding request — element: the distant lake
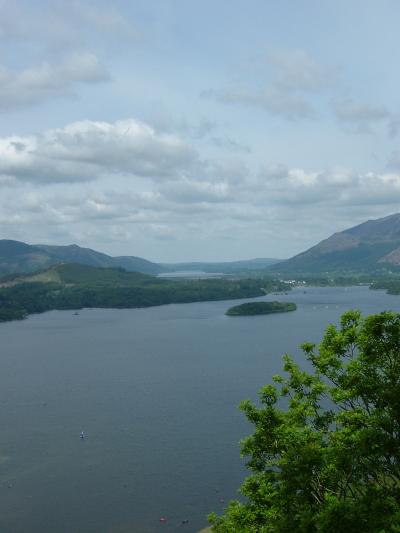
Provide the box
[1,286,400,532]
[158,270,225,279]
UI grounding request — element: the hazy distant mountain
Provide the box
[37,244,166,274]
[270,213,400,274]
[0,240,53,276]
[0,240,166,276]
[162,257,281,274]
[0,240,281,278]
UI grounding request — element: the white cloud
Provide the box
[0,116,399,259]
[160,177,231,204]
[256,165,400,207]
[1,117,400,213]
[0,53,109,111]
[0,118,198,183]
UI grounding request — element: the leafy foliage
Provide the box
[371,279,400,295]
[226,301,297,316]
[209,310,400,532]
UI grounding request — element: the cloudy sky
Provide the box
[1,0,399,261]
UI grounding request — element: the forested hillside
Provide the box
[0,263,285,322]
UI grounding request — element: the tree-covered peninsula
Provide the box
[0,263,289,323]
[226,301,297,316]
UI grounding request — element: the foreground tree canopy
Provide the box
[209,310,400,532]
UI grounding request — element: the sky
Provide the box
[0,0,400,262]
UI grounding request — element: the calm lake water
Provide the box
[1,286,400,533]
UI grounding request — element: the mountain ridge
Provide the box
[161,257,281,273]
[0,240,166,276]
[0,239,281,277]
[270,213,400,274]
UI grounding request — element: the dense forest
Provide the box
[370,279,400,294]
[226,301,297,316]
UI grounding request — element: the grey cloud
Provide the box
[388,118,400,139]
[2,117,399,216]
[0,53,109,111]
[332,98,399,136]
[9,141,26,152]
[40,120,197,178]
[145,224,176,240]
[1,163,400,260]
[203,158,249,184]
[0,1,136,44]
[333,98,388,126]
[0,119,198,183]
[150,113,250,153]
[258,164,290,181]
[1,116,400,260]
[267,49,336,92]
[256,167,400,207]
[74,3,136,36]
[210,137,251,153]
[387,151,400,170]
[175,117,217,140]
[203,88,315,120]
[147,113,218,142]
[160,178,231,204]
[201,48,333,120]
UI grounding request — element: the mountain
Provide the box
[270,213,400,274]
[36,244,165,274]
[161,257,281,273]
[0,240,53,275]
[0,240,166,277]
[0,240,282,278]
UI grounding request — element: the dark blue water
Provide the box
[0,286,399,533]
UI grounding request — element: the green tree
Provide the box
[209,310,400,532]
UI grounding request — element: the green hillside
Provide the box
[39,263,161,287]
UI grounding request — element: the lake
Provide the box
[1,286,400,533]
[158,270,225,279]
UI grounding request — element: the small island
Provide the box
[226,301,297,316]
